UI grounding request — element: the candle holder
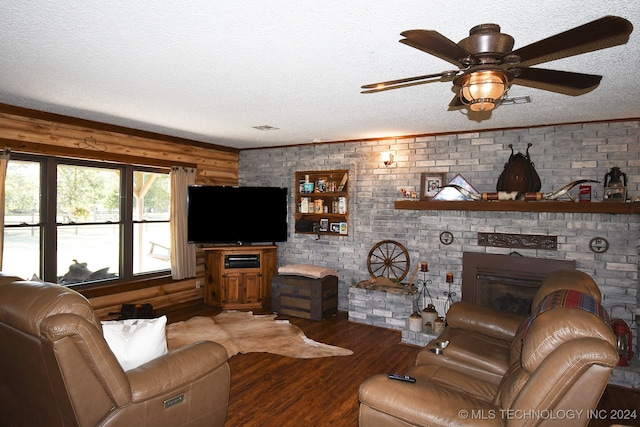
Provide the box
[443,274,457,305]
[416,271,433,311]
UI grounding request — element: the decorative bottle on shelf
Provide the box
[421,304,438,333]
[434,317,446,334]
[300,197,309,213]
[338,197,347,214]
[409,312,423,332]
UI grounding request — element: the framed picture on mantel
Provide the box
[420,172,446,200]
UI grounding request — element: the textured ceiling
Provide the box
[0,1,638,149]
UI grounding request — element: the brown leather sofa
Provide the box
[415,269,604,385]
[0,273,230,427]
[359,270,618,426]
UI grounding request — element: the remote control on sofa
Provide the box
[387,374,416,383]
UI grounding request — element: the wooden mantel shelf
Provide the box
[394,200,640,214]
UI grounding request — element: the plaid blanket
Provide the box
[523,289,610,338]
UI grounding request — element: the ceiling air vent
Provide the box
[252,125,279,131]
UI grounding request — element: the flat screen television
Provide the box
[187,185,288,245]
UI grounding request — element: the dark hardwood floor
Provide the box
[162,303,640,427]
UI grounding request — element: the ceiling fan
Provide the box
[361,16,633,112]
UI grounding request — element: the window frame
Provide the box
[5,153,171,287]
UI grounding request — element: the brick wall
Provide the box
[239,120,640,354]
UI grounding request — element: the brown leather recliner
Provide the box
[0,274,230,427]
[414,269,603,385]
[359,271,618,427]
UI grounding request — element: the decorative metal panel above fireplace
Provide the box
[477,232,557,250]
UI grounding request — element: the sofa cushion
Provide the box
[415,327,511,385]
[446,301,524,340]
[439,331,512,375]
[102,315,168,371]
[409,364,498,402]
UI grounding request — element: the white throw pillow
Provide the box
[101,315,168,371]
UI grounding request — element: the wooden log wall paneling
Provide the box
[0,103,239,313]
[0,104,239,185]
[90,279,204,319]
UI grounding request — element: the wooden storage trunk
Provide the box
[271,274,338,321]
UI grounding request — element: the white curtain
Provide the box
[0,149,10,271]
[170,166,196,279]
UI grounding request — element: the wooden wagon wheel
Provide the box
[367,240,410,282]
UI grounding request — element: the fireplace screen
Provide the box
[476,274,541,315]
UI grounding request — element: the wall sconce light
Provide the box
[382,152,394,167]
[454,68,512,112]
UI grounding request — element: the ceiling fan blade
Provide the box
[361,70,459,93]
[400,30,473,67]
[512,68,602,96]
[510,16,633,67]
[361,78,440,94]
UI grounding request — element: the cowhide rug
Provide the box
[166,310,353,359]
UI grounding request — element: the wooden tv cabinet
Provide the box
[203,245,277,310]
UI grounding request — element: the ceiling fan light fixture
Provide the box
[457,69,511,112]
[364,16,632,113]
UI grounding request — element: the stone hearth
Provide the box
[349,279,451,349]
[348,286,415,330]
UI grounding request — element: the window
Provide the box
[3,154,171,285]
[3,159,41,280]
[56,163,121,283]
[133,171,171,274]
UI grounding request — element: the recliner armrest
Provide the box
[446,301,526,341]
[127,341,229,402]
